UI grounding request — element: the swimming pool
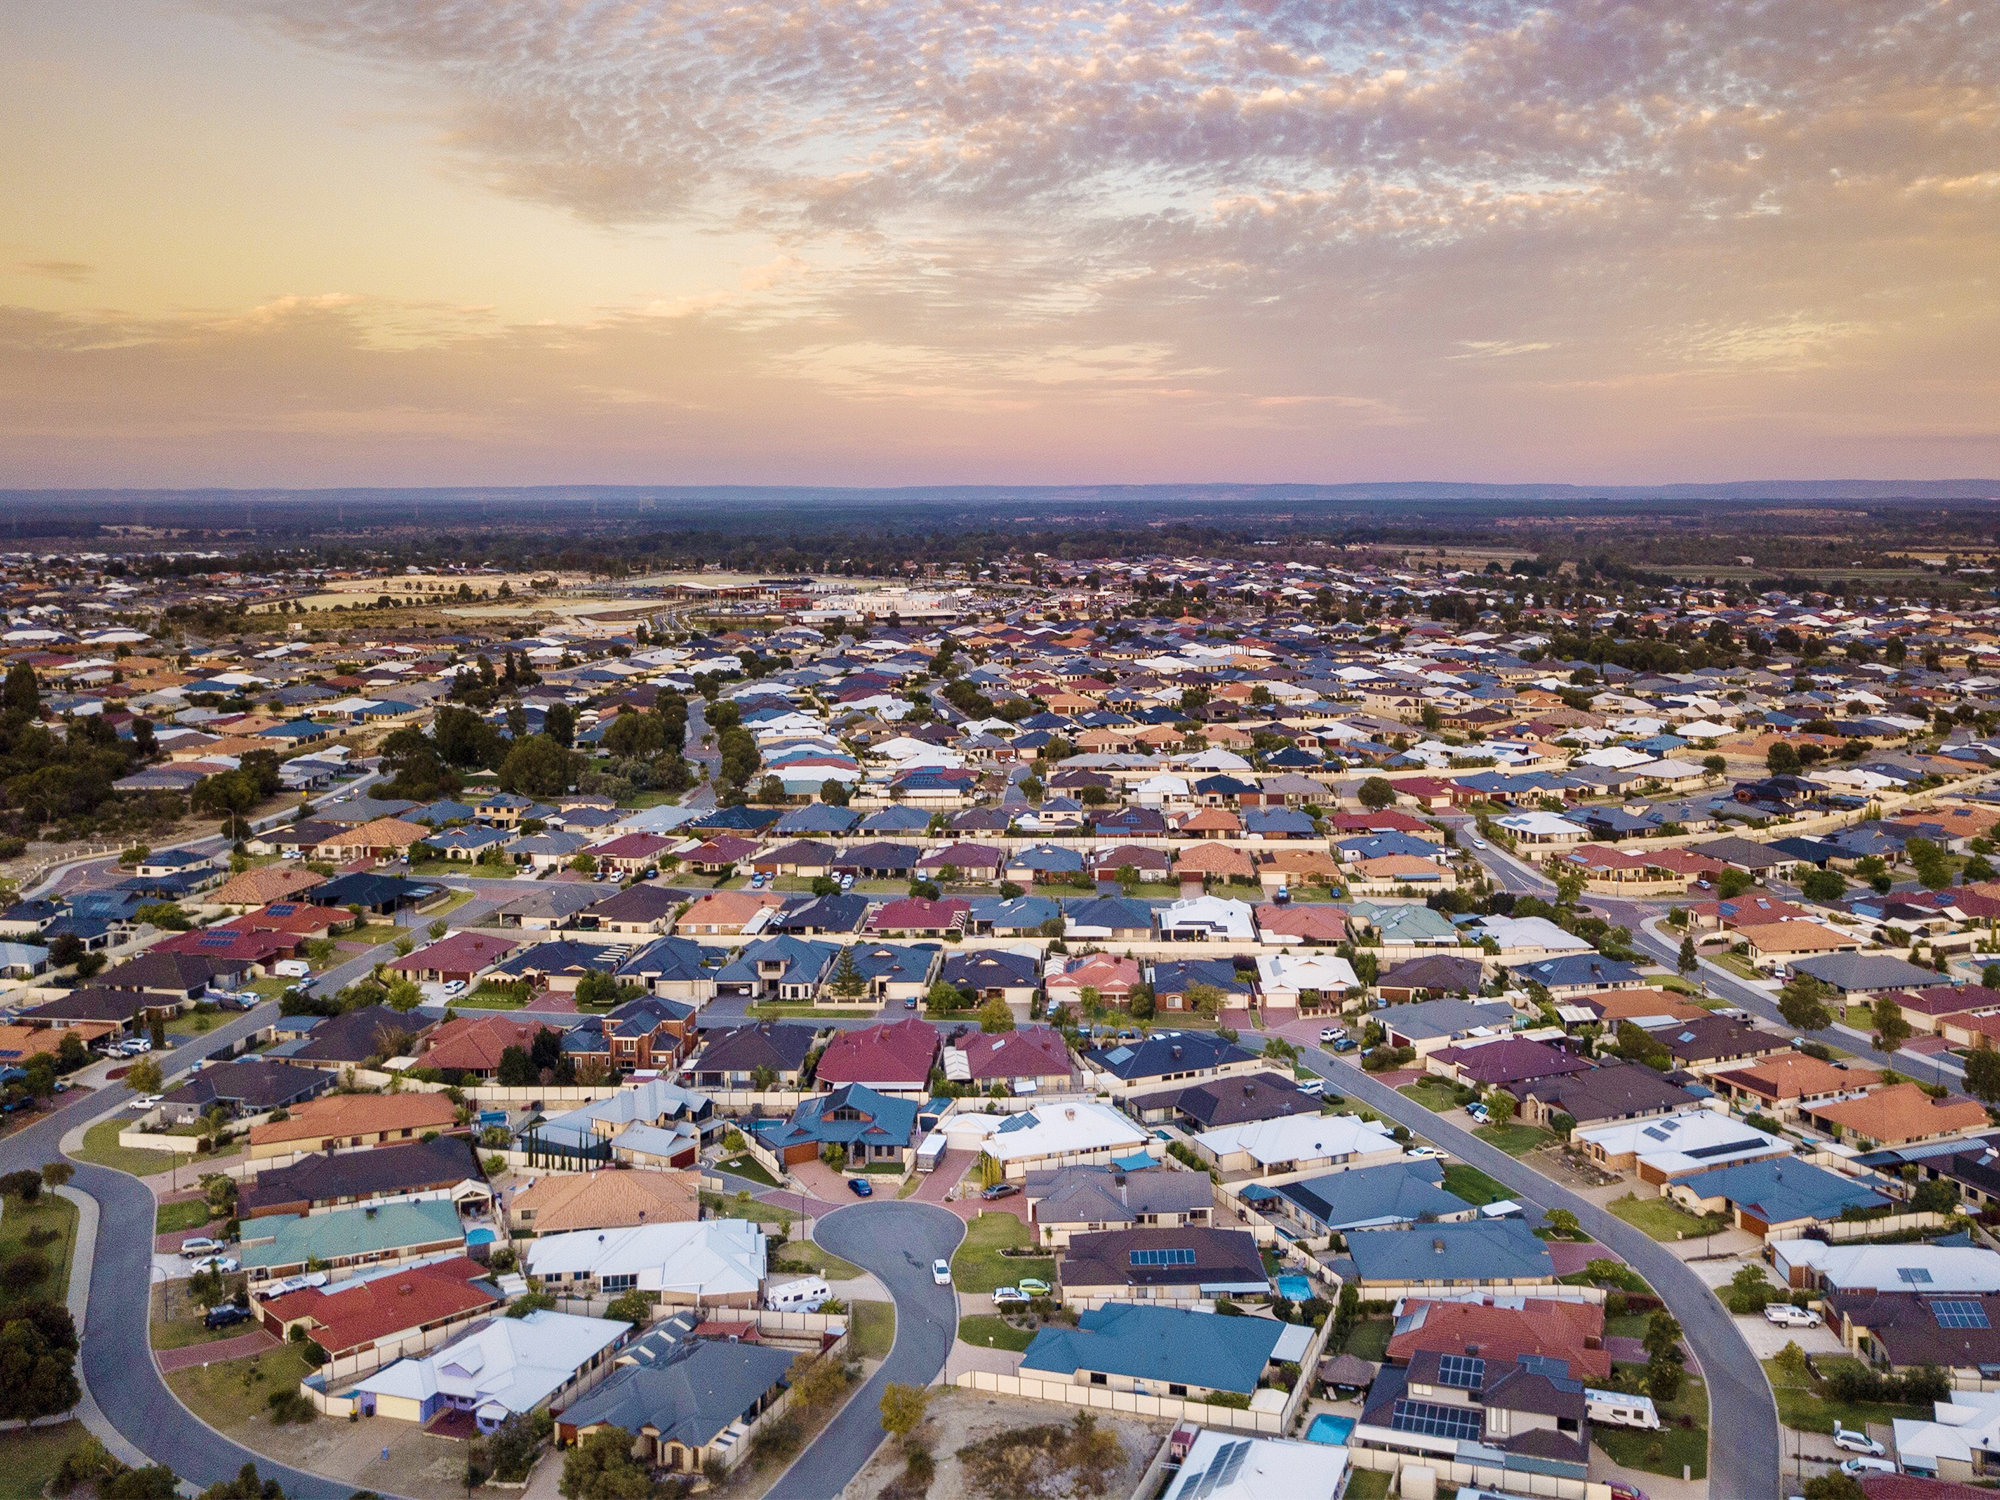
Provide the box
[1305,1414,1354,1446]
[1276,1274,1313,1301]
[465,1227,496,1246]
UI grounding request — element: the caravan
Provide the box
[1584,1388,1660,1430]
[765,1276,832,1313]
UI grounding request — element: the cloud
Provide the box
[14,260,93,282]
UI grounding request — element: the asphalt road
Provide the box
[765,1201,965,1500]
[0,1002,372,1497]
[1304,1046,1780,1500]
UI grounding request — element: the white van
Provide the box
[1584,1388,1661,1430]
[765,1276,832,1313]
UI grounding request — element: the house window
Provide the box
[1089,1372,1107,1385]
[1169,1384,1187,1397]
[601,1274,637,1293]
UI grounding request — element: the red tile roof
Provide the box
[815,1018,940,1086]
[261,1256,498,1356]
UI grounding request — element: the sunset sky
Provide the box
[2,0,1996,488]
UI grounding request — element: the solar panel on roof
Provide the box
[1933,1299,1990,1329]
[1390,1398,1483,1443]
[1898,1267,1936,1284]
[1130,1248,1197,1267]
[1642,1126,1672,1141]
[1437,1354,1485,1390]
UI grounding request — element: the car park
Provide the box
[1833,1425,1885,1456]
[932,1259,952,1286]
[847,1177,873,1197]
[991,1286,1030,1306]
[1764,1303,1823,1328]
[203,1303,253,1331]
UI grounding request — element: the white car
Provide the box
[121,1038,153,1054]
[1833,1425,1886,1456]
[442,980,466,995]
[1408,1146,1444,1159]
[1839,1457,1896,1477]
[991,1286,1030,1306]
[1319,1027,1343,1044]
[1470,837,1488,849]
[1763,1303,1823,1328]
[932,1259,952,1287]
[188,1255,239,1274]
[127,1094,163,1111]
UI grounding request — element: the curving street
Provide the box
[766,1201,965,1500]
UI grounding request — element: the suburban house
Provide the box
[768,1083,920,1167]
[506,1169,700,1236]
[254,1256,501,1381]
[939,1024,1074,1093]
[1663,1156,1888,1238]
[686,1022,818,1090]
[351,1308,632,1430]
[1026,1165,1215,1248]
[1056,1225,1270,1307]
[158,1058,330,1125]
[1260,1160,1479,1243]
[247,1092,461,1161]
[239,1137,491,1220]
[1078,1032,1264,1099]
[1338,1219,1558,1294]
[1190,1112,1403,1178]
[974,1100,1153,1180]
[1020,1302,1305,1401]
[238,1199,468,1281]
[811,1018,940,1094]
[522,1220,767,1307]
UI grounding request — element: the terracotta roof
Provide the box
[248,1091,459,1147]
[1710,1053,1883,1103]
[815,1017,940,1086]
[207,866,328,906]
[1386,1296,1610,1381]
[1807,1082,1988,1144]
[509,1168,699,1233]
[261,1256,498,1355]
[420,1015,558,1073]
[388,931,520,976]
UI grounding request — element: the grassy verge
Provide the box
[701,1192,799,1226]
[0,1193,78,1311]
[70,1118,195,1176]
[717,1154,779,1187]
[1708,952,1763,981]
[1396,1078,1464,1113]
[1762,1355,1935,1435]
[848,1300,896,1360]
[1608,1192,1723,1243]
[156,1198,215,1235]
[1473,1122,1555,1156]
[165,1343,314,1434]
[952,1211,1054,1294]
[1594,1368,1708,1480]
[772,1240,865,1281]
[957,1315,1035,1352]
[0,1422,93,1500]
[1440,1163,1512,1207]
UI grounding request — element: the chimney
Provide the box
[1433,1238,1446,1254]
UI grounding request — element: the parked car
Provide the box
[1296,1077,1325,1096]
[1839,1457,1896,1477]
[1330,1036,1358,1053]
[981,1183,1020,1201]
[1464,1102,1491,1123]
[1833,1425,1885,1456]
[750,873,767,889]
[1408,1146,1444,1159]
[991,1286,1030,1306]
[840,874,855,891]
[847,1177,873,1197]
[1319,1027,1343,1045]
[203,1304,253,1331]
[1764,1303,1823,1328]
[932,1259,952,1286]
[1016,1278,1051,1297]
[180,1237,226,1258]
[188,1255,240,1274]
[126,1093,163,1111]
[120,1038,153,1055]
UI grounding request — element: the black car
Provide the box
[981,1182,1020,1201]
[204,1303,253,1331]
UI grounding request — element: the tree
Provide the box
[0,1169,41,1203]
[604,1289,653,1326]
[1184,982,1225,1018]
[559,1427,649,1500]
[498,734,574,797]
[879,1383,930,1447]
[1128,982,1155,1020]
[1872,996,1913,1051]
[1715,866,1754,899]
[123,1057,164,1094]
[1676,934,1697,979]
[926,978,967,1014]
[496,1046,537,1087]
[1966,1047,2000,1103]
[0,1302,80,1422]
[1800,867,1848,902]
[1767,741,1801,775]
[1544,1208,1580,1238]
[1357,776,1398,811]
[1642,1309,1685,1401]
[1481,1088,1516,1128]
[1777,972,1833,1033]
[828,946,867,1001]
[385,977,423,1012]
[977,996,1015,1033]
[40,1161,72,1191]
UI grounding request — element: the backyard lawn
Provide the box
[952,1210,1054,1293]
[1396,1078,1464,1113]
[848,1300,897,1360]
[0,1192,78,1311]
[1342,1318,1394,1363]
[957,1314,1035,1353]
[1608,1192,1724,1243]
[1763,1354,1936,1436]
[1440,1163,1512,1207]
[1473,1122,1555,1157]
[1594,1368,1708,1480]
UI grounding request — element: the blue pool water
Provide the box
[1306,1414,1354,1445]
[1276,1274,1313,1301]
[465,1228,496,1246]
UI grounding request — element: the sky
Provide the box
[1,0,1996,489]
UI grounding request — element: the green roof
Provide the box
[240,1199,464,1269]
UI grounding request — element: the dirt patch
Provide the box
[843,1390,1167,1500]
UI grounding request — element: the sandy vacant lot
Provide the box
[843,1389,1168,1500]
